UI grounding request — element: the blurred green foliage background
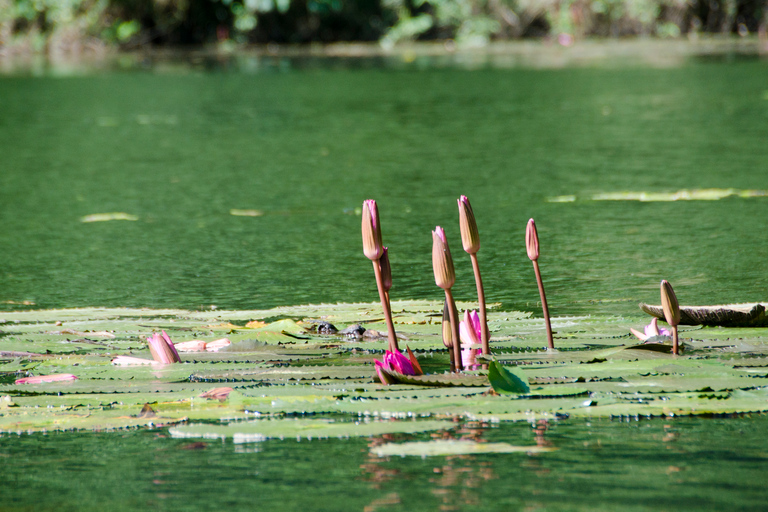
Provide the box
[0,0,766,56]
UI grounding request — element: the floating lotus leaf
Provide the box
[378,369,490,387]
[488,360,530,394]
[371,439,557,457]
[3,305,768,428]
[168,418,452,442]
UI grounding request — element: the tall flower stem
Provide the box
[469,252,490,355]
[444,289,463,372]
[533,260,554,350]
[672,326,679,355]
[372,259,398,352]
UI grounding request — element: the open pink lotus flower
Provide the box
[459,310,483,367]
[630,317,672,343]
[374,350,416,385]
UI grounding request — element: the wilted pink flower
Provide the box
[205,338,231,352]
[147,330,181,364]
[374,349,416,385]
[111,355,160,366]
[459,310,483,367]
[630,317,672,342]
[15,374,78,384]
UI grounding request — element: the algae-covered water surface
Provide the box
[1,47,768,510]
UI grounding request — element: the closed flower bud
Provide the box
[526,218,539,261]
[441,300,453,349]
[432,226,455,290]
[379,247,392,292]
[362,199,384,260]
[458,195,480,254]
[660,280,681,327]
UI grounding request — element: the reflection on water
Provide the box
[1,416,767,511]
[1,55,767,317]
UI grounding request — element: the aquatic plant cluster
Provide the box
[364,196,687,383]
[0,199,764,434]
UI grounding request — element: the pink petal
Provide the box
[174,340,208,352]
[205,338,231,352]
[162,330,181,361]
[434,226,447,244]
[387,350,415,375]
[469,310,482,342]
[15,374,78,384]
[111,355,158,366]
[644,318,661,337]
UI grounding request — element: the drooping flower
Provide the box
[374,349,418,385]
[458,195,480,254]
[432,226,455,290]
[459,310,483,367]
[630,317,671,342]
[147,330,181,364]
[362,199,384,261]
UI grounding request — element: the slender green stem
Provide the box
[533,260,554,350]
[445,288,463,372]
[372,260,398,352]
[672,326,679,355]
[470,253,490,356]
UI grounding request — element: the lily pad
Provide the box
[168,418,452,442]
[371,439,557,457]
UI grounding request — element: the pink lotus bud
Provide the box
[379,247,392,292]
[432,226,455,290]
[660,280,681,327]
[441,300,453,349]
[362,199,384,260]
[459,310,482,348]
[458,195,480,254]
[526,219,539,261]
[147,331,181,364]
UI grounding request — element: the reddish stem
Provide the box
[444,288,463,372]
[373,260,398,352]
[533,260,554,350]
[672,326,679,355]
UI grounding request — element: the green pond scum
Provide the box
[2,49,768,510]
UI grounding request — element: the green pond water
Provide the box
[2,48,768,510]
[1,51,767,316]
[2,416,767,511]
